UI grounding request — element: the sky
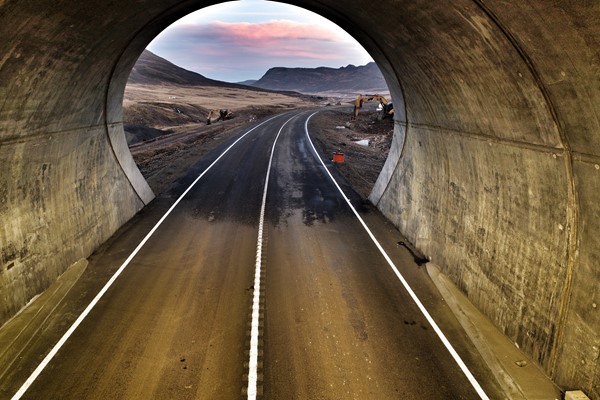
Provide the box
[146,0,373,82]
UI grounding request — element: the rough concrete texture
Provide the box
[0,2,154,325]
[368,0,600,396]
[0,0,598,396]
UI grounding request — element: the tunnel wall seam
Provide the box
[406,121,563,154]
[574,154,600,164]
[0,123,123,146]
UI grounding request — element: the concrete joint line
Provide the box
[0,122,124,146]
[407,121,563,154]
[572,152,600,164]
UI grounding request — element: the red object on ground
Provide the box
[333,152,345,163]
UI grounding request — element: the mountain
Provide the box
[123,50,315,146]
[128,50,250,89]
[128,50,212,85]
[237,79,258,86]
[251,63,388,94]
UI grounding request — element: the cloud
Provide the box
[148,19,372,82]
[162,20,342,48]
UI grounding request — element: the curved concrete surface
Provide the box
[0,0,598,396]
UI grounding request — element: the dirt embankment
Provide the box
[124,82,322,194]
[128,108,285,195]
[123,83,316,144]
[124,83,392,199]
[309,108,393,198]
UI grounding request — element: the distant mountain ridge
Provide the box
[128,50,387,95]
[251,63,388,94]
[128,50,250,90]
[237,79,258,86]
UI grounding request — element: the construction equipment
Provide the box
[353,94,394,120]
[206,109,233,125]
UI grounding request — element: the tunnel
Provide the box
[1,0,598,395]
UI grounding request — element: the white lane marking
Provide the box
[304,111,490,400]
[247,115,293,400]
[11,114,283,400]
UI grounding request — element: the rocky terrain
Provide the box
[130,50,253,89]
[251,62,388,95]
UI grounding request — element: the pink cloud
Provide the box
[205,20,339,42]
[169,20,341,48]
[149,19,371,81]
[162,20,350,62]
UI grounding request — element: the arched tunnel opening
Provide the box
[122,2,395,200]
[1,0,598,397]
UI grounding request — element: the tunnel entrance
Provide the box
[1,0,598,396]
[121,1,396,198]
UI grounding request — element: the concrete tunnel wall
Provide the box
[0,0,598,396]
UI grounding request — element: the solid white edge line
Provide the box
[11,114,282,400]
[247,116,293,400]
[303,111,490,400]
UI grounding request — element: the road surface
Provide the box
[1,110,501,399]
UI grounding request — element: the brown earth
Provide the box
[123,83,319,142]
[309,107,394,198]
[124,82,392,198]
[124,82,319,194]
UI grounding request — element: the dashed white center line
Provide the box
[247,116,293,400]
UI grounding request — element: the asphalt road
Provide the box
[2,110,501,399]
